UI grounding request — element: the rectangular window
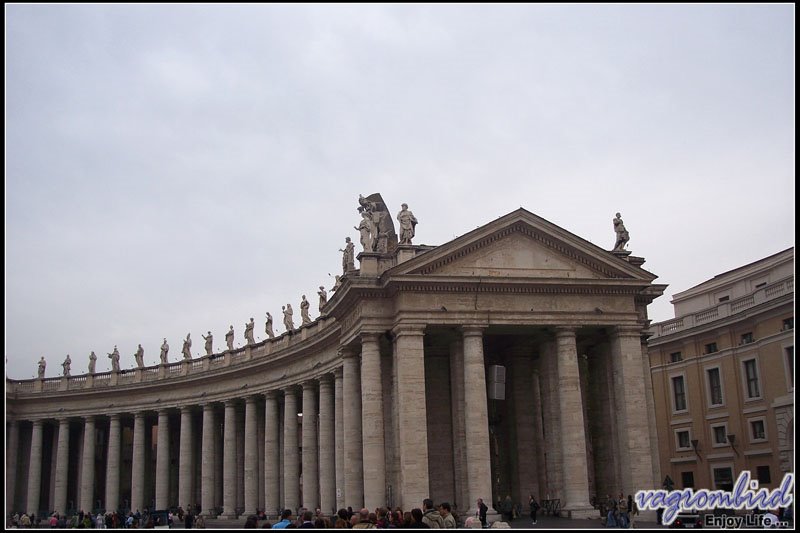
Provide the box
[670,351,683,363]
[782,318,793,331]
[713,425,727,445]
[672,376,687,411]
[740,332,754,345]
[744,359,761,398]
[751,420,766,440]
[705,342,718,354]
[713,467,734,491]
[681,471,695,488]
[718,295,730,302]
[677,430,691,450]
[755,282,767,289]
[707,368,723,406]
[756,466,771,484]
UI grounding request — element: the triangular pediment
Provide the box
[388,209,656,282]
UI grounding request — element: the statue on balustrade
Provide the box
[283,304,295,331]
[318,286,328,310]
[88,351,97,374]
[202,332,213,355]
[331,275,342,292]
[300,295,311,325]
[613,212,630,251]
[358,193,397,251]
[265,313,275,339]
[160,338,169,364]
[355,211,375,252]
[109,346,121,372]
[340,237,355,274]
[62,354,71,376]
[397,203,418,245]
[38,356,46,378]
[245,318,256,345]
[134,344,145,368]
[182,333,192,360]
[225,325,234,350]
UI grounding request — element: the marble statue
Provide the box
[225,326,234,350]
[134,344,145,368]
[283,304,295,331]
[202,332,213,355]
[88,351,97,374]
[109,346,121,372]
[182,333,192,360]
[62,355,71,376]
[397,203,418,245]
[613,212,630,251]
[331,275,342,292]
[245,318,255,345]
[38,356,46,378]
[358,193,397,251]
[300,295,311,326]
[355,211,375,252]
[265,313,275,339]
[318,286,328,310]
[340,237,355,274]
[160,339,169,364]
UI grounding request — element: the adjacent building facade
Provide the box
[7,205,666,521]
[648,248,794,493]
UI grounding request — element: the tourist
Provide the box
[529,494,540,525]
[422,499,444,528]
[272,509,293,529]
[476,498,488,528]
[439,502,456,528]
[409,509,428,528]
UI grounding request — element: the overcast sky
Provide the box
[5,4,794,379]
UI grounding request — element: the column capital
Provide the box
[392,324,426,338]
[333,367,343,379]
[180,405,194,415]
[613,324,644,337]
[318,373,334,387]
[339,344,360,359]
[302,379,318,390]
[554,325,577,337]
[245,395,259,405]
[461,325,485,337]
[133,411,146,420]
[264,390,279,401]
[360,331,382,344]
[224,398,238,408]
[282,385,299,397]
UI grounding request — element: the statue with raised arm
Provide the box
[300,295,311,326]
[225,326,234,350]
[339,237,355,274]
[613,212,630,252]
[160,338,169,364]
[134,344,145,368]
[245,318,255,345]
[108,346,121,372]
[283,304,295,332]
[318,286,328,310]
[38,356,46,378]
[355,211,375,252]
[397,203,418,245]
[265,313,275,339]
[62,354,72,377]
[202,331,213,355]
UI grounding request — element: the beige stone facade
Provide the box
[6,209,665,520]
[648,248,794,493]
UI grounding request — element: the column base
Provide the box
[218,513,238,519]
[561,506,597,519]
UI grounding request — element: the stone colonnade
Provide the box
[7,324,654,521]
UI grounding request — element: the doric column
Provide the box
[179,406,194,509]
[540,340,562,500]
[461,326,494,520]
[80,416,96,512]
[264,391,280,514]
[7,420,19,513]
[333,368,345,510]
[342,347,364,508]
[131,412,146,514]
[302,381,319,510]
[201,404,216,517]
[641,335,661,493]
[511,350,539,503]
[360,332,386,509]
[244,396,259,515]
[449,338,467,513]
[555,327,593,517]
[156,410,170,509]
[27,419,44,517]
[611,326,657,495]
[530,370,548,500]
[223,400,238,518]
[318,375,336,514]
[54,418,70,515]
[106,414,121,512]
[393,325,429,510]
[283,387,300,513]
